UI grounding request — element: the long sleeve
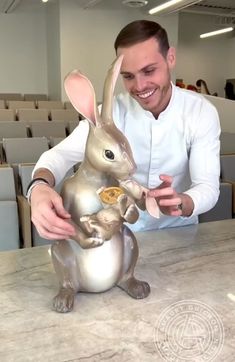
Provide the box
[33,120,89,185]
[184,100,221,216]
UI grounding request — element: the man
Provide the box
[28,20,220,240]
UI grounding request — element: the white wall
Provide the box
[176,12,235,97]
[59,0,179,102]
[0,10,47,94]
[46,1,61,100]
[0,1,178,100]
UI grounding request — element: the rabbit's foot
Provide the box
[118,194,139,223]
[52,287,76,313]
[117,277,150,299]
[82,236,104,249]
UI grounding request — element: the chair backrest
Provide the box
[220,154,235,181]
[0,165,20,250]
[64,101,76,110]
[0,109,15,122]
[199,182,232,222]
[0,93,23,100]
[67,120,80,134]
[18,163,35,197]
[37,100,64,110]
[50,109,79,122]
[0,121,28,140]
[3,137,49,164]
[220,132,235,155]
[49,137,64,147]
[0,165,16,200]
[29,121,66,138]
[18,108,49,122]
[24,94,48,101]
[8,101,36,110]
[0,100,6,109]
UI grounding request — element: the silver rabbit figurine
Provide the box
[51,55,150,313]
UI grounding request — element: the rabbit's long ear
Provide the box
[64,70,101,126]
[101,55,124,125]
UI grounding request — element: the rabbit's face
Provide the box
[85,124,136,181]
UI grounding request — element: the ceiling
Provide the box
[0,0,235,17]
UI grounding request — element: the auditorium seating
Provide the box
[2,137,49,164]
[17,108,49,123]
[199,182,233,222]
[0,93,23,101]
[220,154,235,216]
[0,100,6,109]
[37,100,64,110]
[0,165,20,250]
[0,109,16,122]
[7,100,36,110]
[28,121,66,139]
[50,109,79,122]
[24,94,48,101]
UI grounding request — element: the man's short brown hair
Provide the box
[114,20,170,57]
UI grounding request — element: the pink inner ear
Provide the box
[64,71,96,123]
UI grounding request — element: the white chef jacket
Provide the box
[33,83,221,231]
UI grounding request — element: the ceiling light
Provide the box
[149,0,184,15]
[200,27,234,38]
[42,0,48,3]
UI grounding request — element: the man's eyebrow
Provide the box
[120,62,158,75]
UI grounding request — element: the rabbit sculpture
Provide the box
[51,55,151,313]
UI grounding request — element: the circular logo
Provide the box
[154,300,224,361]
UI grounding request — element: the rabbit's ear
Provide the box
[64,70,101,126]
[101,55,124,125]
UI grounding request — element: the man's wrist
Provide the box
[26,178,50,204]
[179,193,194,217]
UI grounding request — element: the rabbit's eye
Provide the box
[104,150,114,160]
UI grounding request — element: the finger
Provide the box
[148,187,174,198]
[170,209,182,217]
[51,196,71,219]
[35,223,72,240]
[32,209,75,235]
[158,197,182,207]
[159,174,173,184]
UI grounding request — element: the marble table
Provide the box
[1,219,235,362]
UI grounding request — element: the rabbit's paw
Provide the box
[83,236,104,249]
[118,194,139,223]
[52,287,75,313]
[123,204,139,224]
[118,277,150,299]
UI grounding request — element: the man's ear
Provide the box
[167,47,176,69]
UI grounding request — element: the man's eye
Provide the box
[122,74,133,80]
[144,69,155,75]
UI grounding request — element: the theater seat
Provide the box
[0,165,20,250]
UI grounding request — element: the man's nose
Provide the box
[133,76,146,91]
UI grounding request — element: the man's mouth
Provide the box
[136,89,156,99]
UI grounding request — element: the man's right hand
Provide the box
[30,184,76,240]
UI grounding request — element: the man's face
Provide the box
[117,37,175,117]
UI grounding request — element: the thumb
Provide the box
[52,195,71,219]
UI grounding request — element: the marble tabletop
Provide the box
[1,219,235,362]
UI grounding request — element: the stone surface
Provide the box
[0,219,235,361]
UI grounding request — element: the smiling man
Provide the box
[28,20,220,239]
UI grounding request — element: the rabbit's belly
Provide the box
[69,236,124,292]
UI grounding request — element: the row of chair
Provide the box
[0,99,76,111]
[0,108,80,123]
[0,120,79,141]
[0,157,234,251]
[0,93,48,101]
[0,162,74,251]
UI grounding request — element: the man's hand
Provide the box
[148,174,194,217]
[30,184,76,240]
